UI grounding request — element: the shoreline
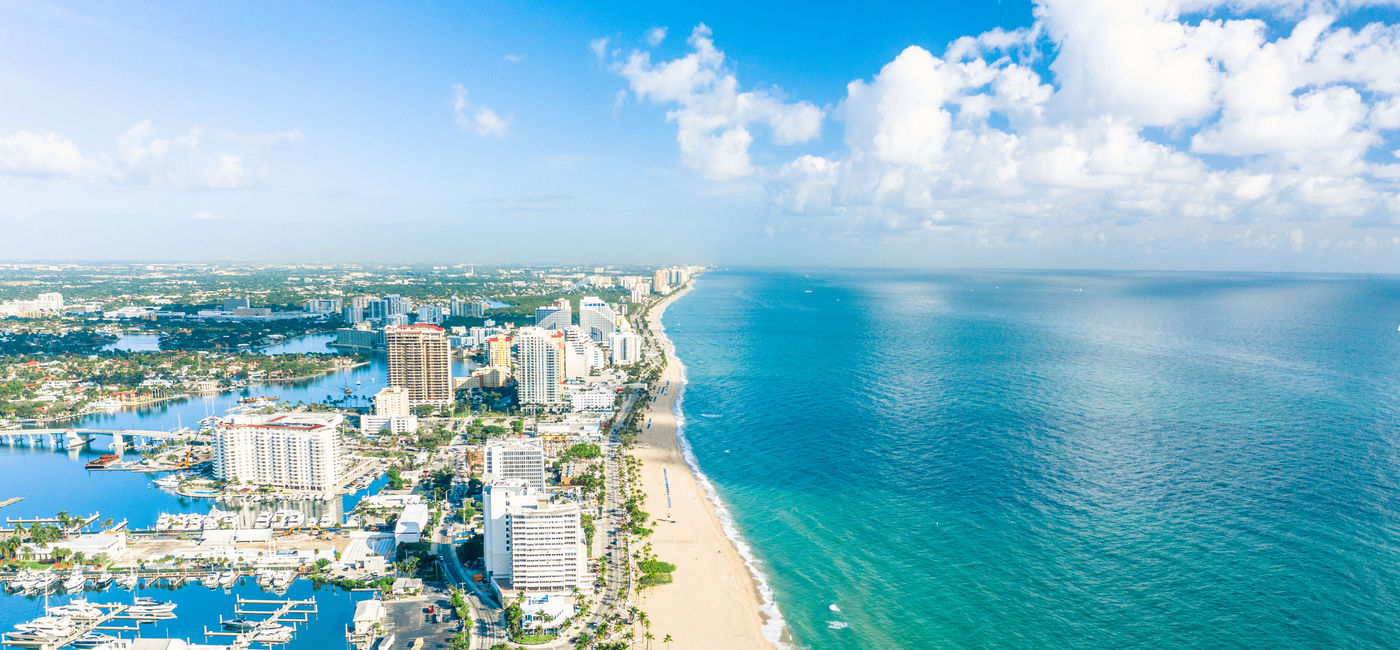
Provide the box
[633,280,789,649]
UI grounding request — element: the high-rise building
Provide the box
[381,294,408,316]
[223,297,251,312]
[534,298,572,330]
[629,284,650,304]
[483,480,591,594]
[305,298,342,313]
[386,324,452,405]
[517,327,565,405]
[342,305,365,323]
[374,386,411,417]
[484,438,547,491]
[449,297,469,318]
[651,270,670,294]
[578,296,616,342]
[608,331,643,366]
[417,304,445,325]
[213,413,343,492]
[470,300,487,318]
[485,336,513,368]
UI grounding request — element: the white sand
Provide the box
[631,285,778,650]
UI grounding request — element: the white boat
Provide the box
[218,571,238,587]
[270,571,292,590]
[62,568,87,591]
[15,615,76,637]
[25,570,58,593]
[49,598,102,618]
[130,597,176,614]
[72,632,120,648]
[250,623,294,644]
[202,572,221,588]
[114,571,137,590]
[92,570,113,587]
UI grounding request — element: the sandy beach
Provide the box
[632,283,780,650]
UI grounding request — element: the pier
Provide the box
[204,596,317,649]
[0,428,190,450]
[1,601,171,650]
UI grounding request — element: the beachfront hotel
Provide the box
[578,296,617,342]
[485,335,513,368]
[517,326,565,405]
[385,323,452,405]
[484,438,547,491]
[534,298,573,330]
[483,480,592,595]
[212,413,343,492]
[361,386,418,436]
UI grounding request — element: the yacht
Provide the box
[114,571,138,590]
[49,598,102,618]
[25,570,58,593]
[218,571,238,588]
[92,570,113,588]
[270,571,292,590]
[250,623,294,644]
[128,597,176,619]
[62,567,87,591]
[72,632,120,648]
[14,615,77,637]
[202,572,221,588]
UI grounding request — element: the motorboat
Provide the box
[114,571,138,590]
[250,623,294,644]
[72,632,121,648]
[270,571,292,590]
[128,597,177,618]
[222,616,259,631]
[62,567,87,591]
[202,572,221,588]
[49,597,102,619]
[218,571,238,587]
[14,615,77,637]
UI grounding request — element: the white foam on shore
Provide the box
[656,292,792,649]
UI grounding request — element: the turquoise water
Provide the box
[665,270,1400,649]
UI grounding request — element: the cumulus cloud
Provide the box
[452,84,512,139]
[115,121,279,189]
[610,4,1400,252]
[645,26,668,46]
[1,122,297,189]
[192,210,224,220]
[0,130,97,178]
[504,53,525,63]
[608,24,823,180]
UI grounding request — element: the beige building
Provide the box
[213,413,343,492]
[386,324,452,406]
[374,386,411,416]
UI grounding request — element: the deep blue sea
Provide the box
[664,270,1400,649]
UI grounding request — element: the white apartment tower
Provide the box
[517,327,565,405]
[213,413,343,492]
[385,324,452,406]
[483,480,591,594]
[484,438,547,491]
[608,331,643,366]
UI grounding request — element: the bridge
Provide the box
[0,427,192,450]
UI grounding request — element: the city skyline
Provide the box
[3,1,1400,272]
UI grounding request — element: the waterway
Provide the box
[0,333,472,528]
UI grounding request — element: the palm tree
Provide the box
[662,634,672,649]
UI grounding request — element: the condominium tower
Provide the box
[386,324,452,406]
[578,296,616,342]
[484,438,547,491]
[212,413,343,492]
[517,327,565,406]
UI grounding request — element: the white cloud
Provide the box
[589,38,610,61]
[504,53,525,63]
[114,121,276,189]
[646,26,668,47]
[610,5,1400,251]
[452,84,512,138]
[0,130,96,177]
[192,210,224,220]
[609,24,823,180]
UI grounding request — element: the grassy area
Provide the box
[513,634,558,644]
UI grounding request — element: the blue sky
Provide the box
[2,0,1400,271]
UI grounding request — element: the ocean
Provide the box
[663,269,1400,649]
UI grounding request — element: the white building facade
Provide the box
[213,413,343,492]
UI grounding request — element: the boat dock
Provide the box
[2,601,166,649]
[0,497,22,510]
[204,596,317,648]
